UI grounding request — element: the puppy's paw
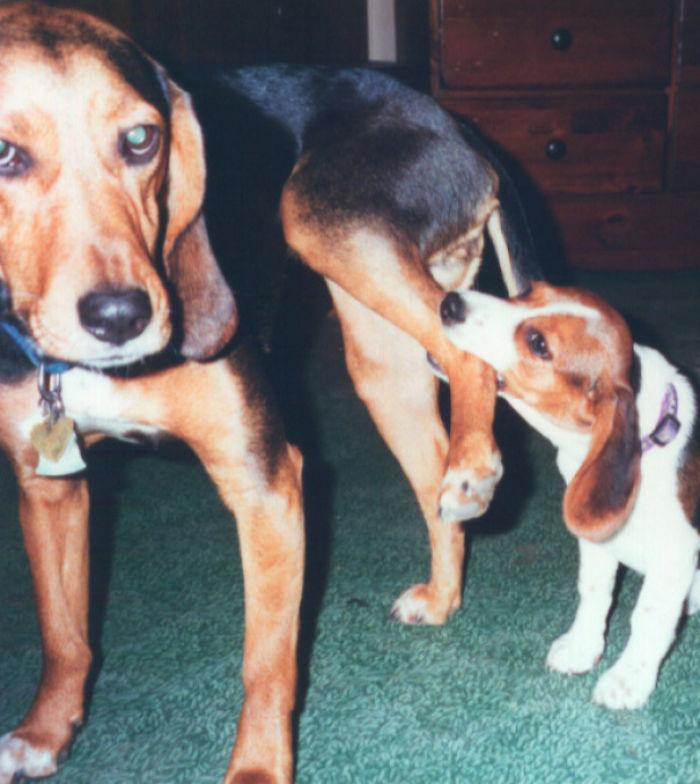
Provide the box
[390,582,460,625]
[592,662,656,710]
[546,630,604,675]
[0,733,57,784]
[438,455,503,523]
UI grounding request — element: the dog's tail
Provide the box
[457,119,543,296]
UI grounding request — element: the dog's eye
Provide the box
[120,124,161,165]
[525,327,552,360]
[0,139,31,177]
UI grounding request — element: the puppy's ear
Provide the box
[563,376,641,541]
[161,77,237,359]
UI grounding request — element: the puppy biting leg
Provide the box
[327,282,464,624]
[281,188,503,527]
[547,540,617,676]
[0,472,91,784]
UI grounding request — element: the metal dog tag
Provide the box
[31,415,87,476]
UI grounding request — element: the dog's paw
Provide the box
[228,770,279,784]
[0,733,57,784]
[390,582,460,625]
[592,662,656,710]
[438,456,503,523]
[546,630,604,675]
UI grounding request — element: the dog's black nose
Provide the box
[78,288,152,345]
[440,291,467,325]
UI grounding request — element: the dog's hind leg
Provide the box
[0,469,91,784]
[281,188,503,526]
[326,281,465,624]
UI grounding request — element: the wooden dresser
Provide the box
[429,0,700,270]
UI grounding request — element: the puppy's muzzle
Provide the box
[440,291,467,326]
[78,287,152,346]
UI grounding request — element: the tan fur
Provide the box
[280,181,504,621]
[0,5,301,783]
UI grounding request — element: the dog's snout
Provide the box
[78,288,152,346]
[440,291,467,326]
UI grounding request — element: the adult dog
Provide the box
[190,62,540,627]
[0,2,538,782]
[0,4,303,783]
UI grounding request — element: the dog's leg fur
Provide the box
[152,357,304,784]
[0,354,303,784]
[281,193,503,526]
[546,540,617,676]
[327,281,464,623]
[592,539,697,710]
[0,471,90,782]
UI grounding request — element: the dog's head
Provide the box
[441,281,641,541]
[0,1,237,367]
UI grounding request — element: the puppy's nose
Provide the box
[78,288,152,345]
[440,292,467,325]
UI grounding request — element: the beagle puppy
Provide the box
[440,282,699,709]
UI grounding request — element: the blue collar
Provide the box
[0,320,73,374]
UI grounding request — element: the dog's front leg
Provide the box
[592,545,698,710]
[436,351,503,523]
[0,471,90,784]
[222,449,304,784]
[164,356,304,784]
[326,281,464,624]
[547,540,617,676]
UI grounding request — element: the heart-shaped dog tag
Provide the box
[30,415,87,475]
[31,415,75,461]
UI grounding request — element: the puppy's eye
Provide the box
[119,124,161,164]
[525,327,551,360]
[0,139,31,177]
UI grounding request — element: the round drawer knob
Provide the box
[545,138,567,160]
[551,28,573,51]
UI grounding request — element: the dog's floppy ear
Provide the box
[161,77,237,359]
[563,375,641,541]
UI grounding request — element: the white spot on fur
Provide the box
[0,734,56,783]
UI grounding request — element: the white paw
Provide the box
[438,457,503,523]
[592,662,656,710]
[546,631,604,675]
[390,582,460,625]
[0,733,57,784]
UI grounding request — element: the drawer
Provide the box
[440,0,672,89]
[679,0,700,85]
[672,90,700,190]
[550,193,700,270]
[440,93,667,194]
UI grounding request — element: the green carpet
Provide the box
[1,269,698,783]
